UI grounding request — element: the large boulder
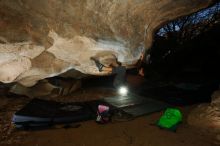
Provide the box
[0,0,217,86]
[188,89,220,144]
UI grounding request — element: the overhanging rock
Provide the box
[0,0,217,86]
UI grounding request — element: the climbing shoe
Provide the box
[90,57,104,72]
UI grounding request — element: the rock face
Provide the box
[188,89,220,132]
[0,0,216,86]
[9,78,82,98]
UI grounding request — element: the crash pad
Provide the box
[13,94,169,128]
[12,99,95,128]
[103,94,169,117]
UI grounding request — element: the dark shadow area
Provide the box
[138,2,220,106]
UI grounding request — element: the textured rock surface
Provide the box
[188,104,220,132]
[9,78,82,98]
[188,89,220,139]
[0,0,216,86]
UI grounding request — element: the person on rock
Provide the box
[90,53,145,89]
[90,56,126,89]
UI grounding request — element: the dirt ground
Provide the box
[0,87,217,146]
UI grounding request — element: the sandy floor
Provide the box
[0,87,216,146]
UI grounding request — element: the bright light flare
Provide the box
[118,86,128,96]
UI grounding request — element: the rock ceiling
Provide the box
[0,0,216,86]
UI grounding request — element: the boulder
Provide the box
[188,89,220,143]
[0,0,217,86]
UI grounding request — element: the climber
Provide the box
[90,52,146,89]
[91,56,126,89]
[136,53,146,77]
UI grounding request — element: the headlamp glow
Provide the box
[118,86,128,96]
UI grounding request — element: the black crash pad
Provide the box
[103,94,169,117]
[13,95,169,128]
[12,99,95,127]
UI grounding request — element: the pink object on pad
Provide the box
[98,105,109,113]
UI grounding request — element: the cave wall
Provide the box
[0,0,216,86]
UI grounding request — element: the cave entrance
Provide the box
[140,2,220,105]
